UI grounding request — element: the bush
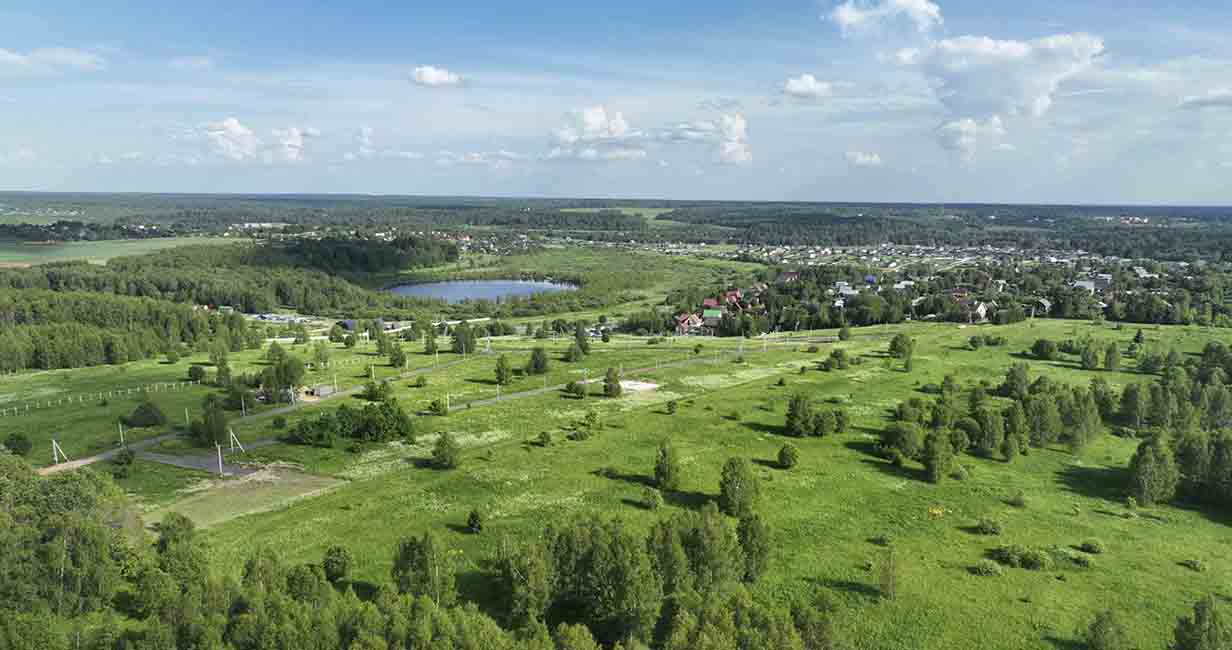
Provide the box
[466,510,484,534]
[1071,553,1095,568]
[188,365,206,382]
[870,533,892,547]
[1078,539,1106,554]
[807,345,820,353]
[537,431,552,447]
[3,432,32,457]
[123,400,167,428]
[322,545,352,583]
[272,416,287,430]
[776,377,786,387]
[429,398,449,417]
[951,464,972,481]
[1007,491,1028,508]
[666,400,678,415]
[432,432,461,469]
[415,375,428,388]
[778,443,800,469]
[642,487,664,511]
[111,448,136,479]
[975,518,1003,536]
[969,559,1003,577]
[990,544,1054,570]
[565,381,587,399]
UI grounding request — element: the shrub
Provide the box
[3,433,32,457]
[870,533,892,547]
[642,487,664,511]
[565,381,587,399]
[123,400,167,428]
[466,510,484,534]
[990,544,1054,570]
[322,545,352,583]
[975,518,1003,536]
[272,416,287,430]
[666,400,678,415]
[778,443,800,469]
[1007,491,1028,508]
[188,365,206,382]
[1071,553,1095,568]
[111,448,136,479]
[776,377,787,387]
[431,432,461,469]
[951,464,972,481]
[415,375,428,388]
[537,431,552,447]
[429,398,449,416]
[807,345,820,353]
[969,559,1003,577]
[1078,539,1106,554]
[1180,558,1207,573]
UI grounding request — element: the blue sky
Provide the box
[1,0,1230,203]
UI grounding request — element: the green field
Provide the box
[95,317,1221,650]
[0,236,240,266]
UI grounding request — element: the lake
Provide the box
[386,279,575,303]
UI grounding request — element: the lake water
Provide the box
[386,279,575,303]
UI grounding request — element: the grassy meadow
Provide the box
[119,317,1228,650]
[0,236,239,267]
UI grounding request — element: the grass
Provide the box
[30,316,1232,649]
[0,236,239,267]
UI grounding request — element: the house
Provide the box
[776,271,801,284]
[702,298,720,309]
[1073,280,1097,293]
[675,313,703,336]
[1035,298,1053,316]
[892,280,915,291]
[702,309,724,328]
[724,289,743,305]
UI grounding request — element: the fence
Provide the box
[0,380,205,418]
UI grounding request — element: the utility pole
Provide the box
[216,443,224,475]
[241,396,247,418]
[118,422,125,448]
[184,407,190,428]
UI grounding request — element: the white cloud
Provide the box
[900,33,1105,119]
[547,146,647,162]
[936,116,1006,159]
[96,155,113,165]
[270,126,319,162]
[169,56,215,71]
[202,117,261,160]
[716,114,751,164]
[783,74,833,99]
[844,151,884,166]
[1179,89,1232,110]
[0,148,36,165]
[436,150,523,169]
[412,65,462,87]
[0,47,105,75]
[831,0,942,37]
[552,106,635,146]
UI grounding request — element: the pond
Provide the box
[386,279,575,304]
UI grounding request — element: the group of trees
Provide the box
[784,395,850,438]
[286,400,414,448]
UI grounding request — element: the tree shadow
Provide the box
[664,489,713,511]
[467,378,498,386]
[812,578,881,602]
[744,421,788,437]
[751,458,783,470]
[341,579,381,601]
[1056,464,1130,502]
[593,468,655,488]
[1042,635,1085,650]
[444,523,474,535]
[860,457,927,482]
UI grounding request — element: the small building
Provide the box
[702,298,720,309]
[776,271,801,284]
[702,309,724,328]
[312,384,336,398]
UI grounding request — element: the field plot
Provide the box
[0,236,238,266]
[145,465,344,530]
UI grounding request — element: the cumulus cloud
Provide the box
[0,46,105,75]
[1179,89,1232,109]
[900,33,1105,119]
[412,65,462,87]
[340,127,423,162]
[716,114,751,164]
[844,151,884,166]
[830,0,942,37]
[547,106,648,162]
[270,126,319,162]
[169,56,215,71]
[936,116,1006,159]
[202,117,261,160]
[657,114,752,164]
[783,74,833,99]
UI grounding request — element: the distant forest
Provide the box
[3,193,1232,262]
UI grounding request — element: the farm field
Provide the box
[115,317,1231,650]
[0,236,240,267]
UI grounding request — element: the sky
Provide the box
[1,0,1230,204]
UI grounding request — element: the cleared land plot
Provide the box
[0,237,239,266]
[145,466,344,530]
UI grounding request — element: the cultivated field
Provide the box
[0,236,239,267]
